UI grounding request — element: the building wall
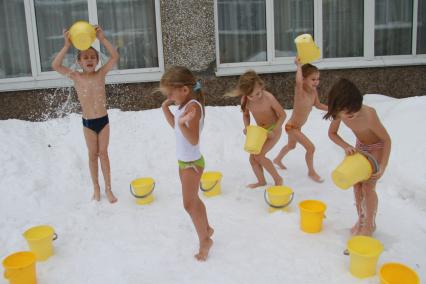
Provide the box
[0,0,425,121]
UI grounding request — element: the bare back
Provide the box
[246,92,279,127]
[73,72,108,119]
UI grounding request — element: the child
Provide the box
[324,78,391,236]
[273,58,328,182]
[160,66,213,261]
[228,70,286,188]
[52,25,119,203]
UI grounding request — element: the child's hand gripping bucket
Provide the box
[130,177,155,205]
[200,171,222,197]
[332,152,379,190]
[69,21,96,51]
[2,251,37,284]
[347,236,384,278]
[244,125,268,155]
[23,225,57,261]
[299,200,327,233]
[264,186,294,213]
[379,263,420,284]
[294,34,320,64]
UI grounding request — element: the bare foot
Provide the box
[247,182,266,189]
[92,186,101,201]
[308,172,324,183]
[208,227,214,238]
[195,238,213,261]
[105,188,118,203]
[350,221,362,235]
[274,176,283,186]
[358,225,374,236]
[273,159,287,170]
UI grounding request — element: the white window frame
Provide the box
[0,0,164,92]
[215,0,426,76]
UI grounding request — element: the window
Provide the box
[418,0,426,54]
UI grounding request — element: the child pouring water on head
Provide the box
[52,25,119,203]
[324,78,391,236]
[273,58,328,182]
[160,66,213,261]
[228,70,286,188]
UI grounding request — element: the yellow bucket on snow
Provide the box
[379,263,420,284]
[200,171,222,197]
[332,152,378,190]
[299,200,326,233]
[264,186,294,213]
[23,225,57,261]
[244,125,268,155]
[294,34,320,64]
[69,21,96,51]
[347,236,384,278]
[130,177,155,205]
[2,251,37,284]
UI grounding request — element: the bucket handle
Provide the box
[53,233,58,241]
[199,180,219,192]
[263,190,295,209]
[129,182,155,199]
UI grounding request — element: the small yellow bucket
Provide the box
[264,186,294,213]
[2,251,37,284]
[244,125,268,155]
[130,177,155,205]
[23,225,57,261]
[69,21,96,51]
[299,200,326,233]
[379,263,420,284]
[200,171,223,197]
[347,236,384,278]
[332,152,378,190]
[294,34,320,64]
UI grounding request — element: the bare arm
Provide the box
[314,92,328,111]
[270,94,286,128]
[162,99,175,128]
[241,96,250,128]
[51,31,78,80]
[96,26,119,77]
[328,119,356,154]
[295,57,304,94]
[178,104,201,145]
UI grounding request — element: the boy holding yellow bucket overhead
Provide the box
[160,66,213,261]
[273,58,328,182]
[324,78,391,236]
[227,70,286,188]
[52,25,119,203]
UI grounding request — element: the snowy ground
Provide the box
[0,94,425,283]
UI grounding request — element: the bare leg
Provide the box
[358,182,378,236]
[247,155,267,188]
[83,128,101,201]
[98,125,117,203]
[351,183,364,235]
[273,132,296,170]
[292,130,322,182]
[180,167,213,261]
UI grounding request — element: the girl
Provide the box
[228,70,286,188]
[160,66,213,261]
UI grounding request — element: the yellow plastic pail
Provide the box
[130,177,155,205]
[380,263,420,284]
[347,236,384,278]
[2,251,37,284]
[23,225,57,261]
[244,125,268,155]
[69,21,96,51]
[299,200,326,233]
[294,34,320,64]
[200,171,222,197]
[332,152,376,190]
[264,186,294,213]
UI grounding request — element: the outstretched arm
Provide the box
[96,26,119,77]
[314,92,328,111]
[328,119,356,155]
[51,30,78,80]
[295,57,304,94]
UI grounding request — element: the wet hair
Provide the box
[160,66,205,113]
[323,78,363,120]
[225,70,264,112]
[302,63,319,78]
[77,47,99,62]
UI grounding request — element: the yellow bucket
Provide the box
[69,21,96,51]
[244,125,268,155]
[130,177,155,205]
[2,251,37,284]
[264,186,294,213]
[379,263,420,284]
[347,236,384,278]
[332,152,378,190]
[299,200,326,233]
[200,171,222,197]
[294,34,320,64]
[23,225,57,261]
